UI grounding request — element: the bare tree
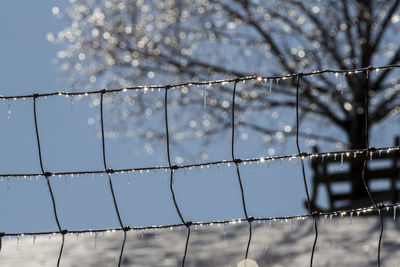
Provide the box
[51,0,400,206]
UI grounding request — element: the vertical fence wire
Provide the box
[32,95,65,267]
[361,68,384,267]
[99,91,127,267]
[295,76,318,267]
[231,80,254,259]
[164,85,191,267]
[0,233,3,254]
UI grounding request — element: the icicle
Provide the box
[70,96,74,113]
[223,224,226,239]
[394,206,397,220]
[324,214,327,225]
[334,153,337,161]
[7,99,11,119]
[321,154,325,163]
[94,232,98,248]
[291,218,295,231]
[141,230,144,239]
[16,237,20,249]
[7,177,10,190]
[369,152,373,160]
[269,79,273,94]
[341,73,344,94]
[154,229,157,239]
[203,86,207,110]
[33,235,36,245]
[127,172,131,185]
[349,212,353,224]
[340,153,344,170]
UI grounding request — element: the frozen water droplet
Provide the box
[7,100,11,119]
[94,232,98,248]
[269,79,272,94]
[394,206,397,220]
[203,86,207,110]
[237,259,259,267]
[340,153,344,170]
[70,97,74,113]
[223,224,226,238]
[341,73,344,94]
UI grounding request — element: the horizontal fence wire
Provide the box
[0,202,398,238]
[0,146,399,179]
[0,64,399,100]
[0,64,399,267]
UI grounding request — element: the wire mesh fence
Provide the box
[1,64,400,266]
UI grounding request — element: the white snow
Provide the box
[1,217,399,266]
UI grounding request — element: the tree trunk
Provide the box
[347,78,371,208]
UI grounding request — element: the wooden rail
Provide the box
[309,137,400,211]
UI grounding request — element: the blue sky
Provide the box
[1,0,398,236]
[0,1,310,235]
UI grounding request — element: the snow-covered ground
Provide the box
[1,217,399,266]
